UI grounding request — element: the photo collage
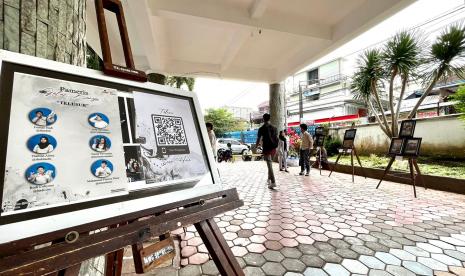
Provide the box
[388,120,422,156]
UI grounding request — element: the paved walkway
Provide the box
[126,161,465,276]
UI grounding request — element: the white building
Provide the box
[286,58,367,127]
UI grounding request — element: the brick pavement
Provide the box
[127,161,465,276]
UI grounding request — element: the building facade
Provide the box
[286,58,367,127]
[222,106,254,121]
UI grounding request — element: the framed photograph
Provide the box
[0,50,221,243]
[315,127,325,136]
[399,120,416,138]
[344,129,357,140]
[388,138,404,155]
[403,138,422,156]
[342,139,354,149]
[314,135,325,147]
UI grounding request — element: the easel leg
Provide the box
[412,159,426,190]
[408,159,417,198]
[195,218,244,276]
[328,152,342,177]
[105,248,124,276]
[354,148,367,179]
[376,156,395,189]
[350,149,354,182]
[319,148,322,175]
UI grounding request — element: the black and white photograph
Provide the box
[344,129,357,140]
[315,127,325,136]
[399,120,416,137]
[314,135,325,147]
[403,138,422,156]
[342,139,354,149]
[133,91,209,188]
[124,146,145,182]
[389,138,404,155]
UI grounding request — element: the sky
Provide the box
[193,0,465,112]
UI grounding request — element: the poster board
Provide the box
[0,50,221,243]
[341,129,357,149]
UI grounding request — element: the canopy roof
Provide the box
[87,0,414,83]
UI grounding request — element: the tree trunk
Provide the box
[372,83,392,137]
[408,73,441,119]
[1,0,87,66]
[388,69,397,136]
[368,100,391,137]
[393,75,408,134]
[269,83,285,131]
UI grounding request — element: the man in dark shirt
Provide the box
[255,113,278,189]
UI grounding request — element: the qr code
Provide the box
[152,115,188,146]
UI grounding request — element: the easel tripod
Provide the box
[328,146,366,182]
[376,156,426,198]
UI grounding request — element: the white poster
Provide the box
[1,73,127,215]
[132,91,209,189]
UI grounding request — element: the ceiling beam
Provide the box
[150,0,331,40]
[249,0,268,19]
[220,30,250,72]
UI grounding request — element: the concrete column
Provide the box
[1,0,87,66]
[269,83,285,131]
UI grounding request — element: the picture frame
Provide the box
[399,120,416,138]
[403,138,422,156]
[388,138,404,156]
[0,50,221,243]
[344,129,357,140]
[315,126,325,136]
[95,0,147,82]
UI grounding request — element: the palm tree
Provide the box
[351,49,392,137]
[166,76,196,91]
[408,24,465,118]
[383,31,423,134]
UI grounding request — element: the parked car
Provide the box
[217,138,249,155]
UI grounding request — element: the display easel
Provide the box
[376,120,425,198]
[0,189,245,276]
[329,146,366,182]
[329,128,366,182]
[376,156,425,198]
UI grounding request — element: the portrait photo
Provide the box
[27,134,57,154]
[25,162,56,185]
[90,135,111,152]
[91,159,113,178]
[88,113,110,129]
[389,138,404,155]
[344,129,357,140]
[124,146,144,182]
[399,120,416,137]
[28,108,57,127]
[403,138,422,156]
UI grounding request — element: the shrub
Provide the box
[325,136,342,156]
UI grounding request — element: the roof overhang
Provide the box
[86,0,415,83]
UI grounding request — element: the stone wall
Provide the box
[330,114,465,158]
[1,0,86,66]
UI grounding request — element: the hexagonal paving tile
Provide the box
[262,262,286,276]
[323,263,350,276]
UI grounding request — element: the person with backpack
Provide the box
[255,113,279,189]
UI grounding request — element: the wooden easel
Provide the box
[0,189,245,276]
[329,146,366,182]
[376,156,425,198]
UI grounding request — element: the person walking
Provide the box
[255,113,279,189]
[206,122,217,161]
[299,123,313,176]
[278,130,289,172]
